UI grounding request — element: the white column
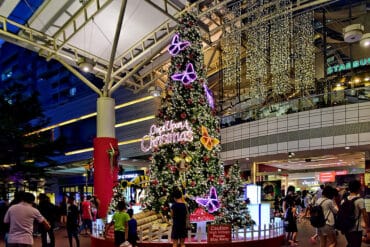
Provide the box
[97,97,115,138]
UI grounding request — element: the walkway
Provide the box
[1,219,370,247]
[0,227,91,247]
[293,218,370,247]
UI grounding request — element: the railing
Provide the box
[220,86,370,128]
[137,221,284,243]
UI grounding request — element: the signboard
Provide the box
[319,171,335,182]
[327,57,370,75]
[207,225,231,243]
[141,120,194,152]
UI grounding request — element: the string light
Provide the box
[221,1,241,88]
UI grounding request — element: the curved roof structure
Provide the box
[1,0,357,96]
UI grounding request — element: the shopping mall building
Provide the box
[0,0,370,239]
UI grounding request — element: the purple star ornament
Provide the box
[171,63,197,85]
[195,186,220,213]
[168,34,191,56]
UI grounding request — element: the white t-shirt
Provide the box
[4,202,45,245]
[316,197,338,227]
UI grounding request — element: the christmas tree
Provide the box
[143,12,224,218]
[215,163,254,228]
[108,182,126,214]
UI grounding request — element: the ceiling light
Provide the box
[343,24,364,43]
[360,33,370,47]
[77,57,94,72]
[148,86,162,97]
[345,146,350,150]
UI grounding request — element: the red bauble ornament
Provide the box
[187,99,193,104]
[180,112,187,119]
[191,181,196,187]
[203,156,210,162]
[152,179,159,185]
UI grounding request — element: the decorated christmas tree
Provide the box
[108,182,126,214]
[214,163,254,228]
[142,12,224,218]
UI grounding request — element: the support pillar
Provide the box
[252,162,257,184]
[93,97,118,218]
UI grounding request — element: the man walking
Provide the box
[38,193,57,247]
[4,192,50,247]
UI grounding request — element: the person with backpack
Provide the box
[312,185,338,247]
[337,180,368,247]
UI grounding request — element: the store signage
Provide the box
[327,57,370,75]
[319,171,336,182]
[208,225,231,243]
[301,180,319,187]
[141,120,193,152]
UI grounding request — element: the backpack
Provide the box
[310,199,328,228]
[335,197,360,233]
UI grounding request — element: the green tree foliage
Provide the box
[144,13,224,218]
[0,83,65,183]
[214,163,254,228]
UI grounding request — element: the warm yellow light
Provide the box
[115,115,155,128]
[118,138,143,145]
[27,96,154,136]
[354,78,361,83]
[65,127,151,156]
[65,147,94,156]
[115,96,154,110]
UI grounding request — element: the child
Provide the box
[106,201,130,247]
[127,209,138,247]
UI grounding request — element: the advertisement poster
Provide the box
[258,180,281,201]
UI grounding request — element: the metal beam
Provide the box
[56,57,102,96]
[104,0,128,95]
[53,0,113,52]
[110,46,163,95]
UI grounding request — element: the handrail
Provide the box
[220,86,370,128]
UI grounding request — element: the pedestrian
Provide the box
[66,196,80,247]
[171,188,187,247]
[80,195,92,235]
[59,194,68,228]
[127,208,138,247]
[284,199,298,246]
[106,200,130,247]
[311,184,325,243]
[90,195,99,222]
[3,192,51,246]
[343,180,368,247]
[316,185,338,247]
[38,193,57,247]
